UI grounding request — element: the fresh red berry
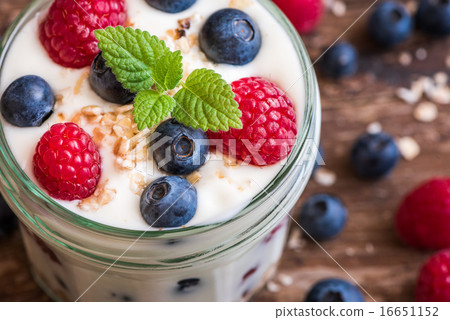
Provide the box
[33,122,102,201]
[273,0,323,34]
[416,250,450,302]
[39,0,127,68]
[395,178,450,250]
[208,77,297,166]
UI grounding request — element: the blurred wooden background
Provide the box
[0,0,449,302]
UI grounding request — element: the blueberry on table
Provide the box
[305,278,365,302]
[368,1,412,46]
[417,0,450,36]
[145,0,196,13]
[351,132,399,179]
[319,42,358,79]
[90,52,136,105]
[177,278,200,293]
[150,119,208,175]
[199,9,261,65]
[1,75,54,127]
[0,193,17,238]
[140,176,197,228]
[298,194,347,241]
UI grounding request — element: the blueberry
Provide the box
[368,1,413,46]
[1,75,54,127]
[150,119,208,175]
[0,193,17,238]
[199,9,261,65]
[417,0,450,36]
[298,194,347,241]
[90,52,136,105]
[145,0,196,13]
[140,176,197,228]
[305,278,365,302]
[351,132,399,179]
[177,278,200,293]
[319,42,358,78]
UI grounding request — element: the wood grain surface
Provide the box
[0,0,449,302]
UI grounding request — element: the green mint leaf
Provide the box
[153,50,183,92]
[133,90,175,130]
[94,26,170,92]
[173,69,242,132]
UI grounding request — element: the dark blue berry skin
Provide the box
[90,52,136,105]
[177,278,200,293]
[1,75,54,127]
[305,279,365,302]
[417,0,450,36]
[199,9,261,66]
[150,119,208,175]
[319,43,358,78]
[140,176,197,228]
[298,194,347,241]
[145,0,196,13]
[368,1,413,46]
[351,132,399,179]
[0,193,17,238]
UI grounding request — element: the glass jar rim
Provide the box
[0,0,318,240]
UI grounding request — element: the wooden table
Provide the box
[0,0,449,302]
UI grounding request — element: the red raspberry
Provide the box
[395,178,450,250]
[33,123,102,201]
[416,250,450,302]
[39,0,127,68]
[208,77,297,166]
[273,0,323,34]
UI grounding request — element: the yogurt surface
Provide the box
[0,0,305,230]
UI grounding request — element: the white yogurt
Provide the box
[0,0,305,230]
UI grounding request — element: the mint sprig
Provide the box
[173,69,242,131]
[95,26,242,132]
[94,26,170,92]
[133,90,175,131]
[153,50,183,92]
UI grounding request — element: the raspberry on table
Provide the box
[33,122,102,201]
[208,77,297,166]
[416,250,450,302]
[272,0,323,34]
[395,178,450,250]
[39,0,127,69]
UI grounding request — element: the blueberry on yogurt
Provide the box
[145,0,196,13]
[199,9,261,65]
[150,119,208,175]
[1,75,54,127]
[90,52,136,105]
[140,176,197,228]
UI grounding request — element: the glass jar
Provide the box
[0,0,321,302]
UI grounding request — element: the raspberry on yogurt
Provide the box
[39,0,127,68]
[208,77,297,166]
